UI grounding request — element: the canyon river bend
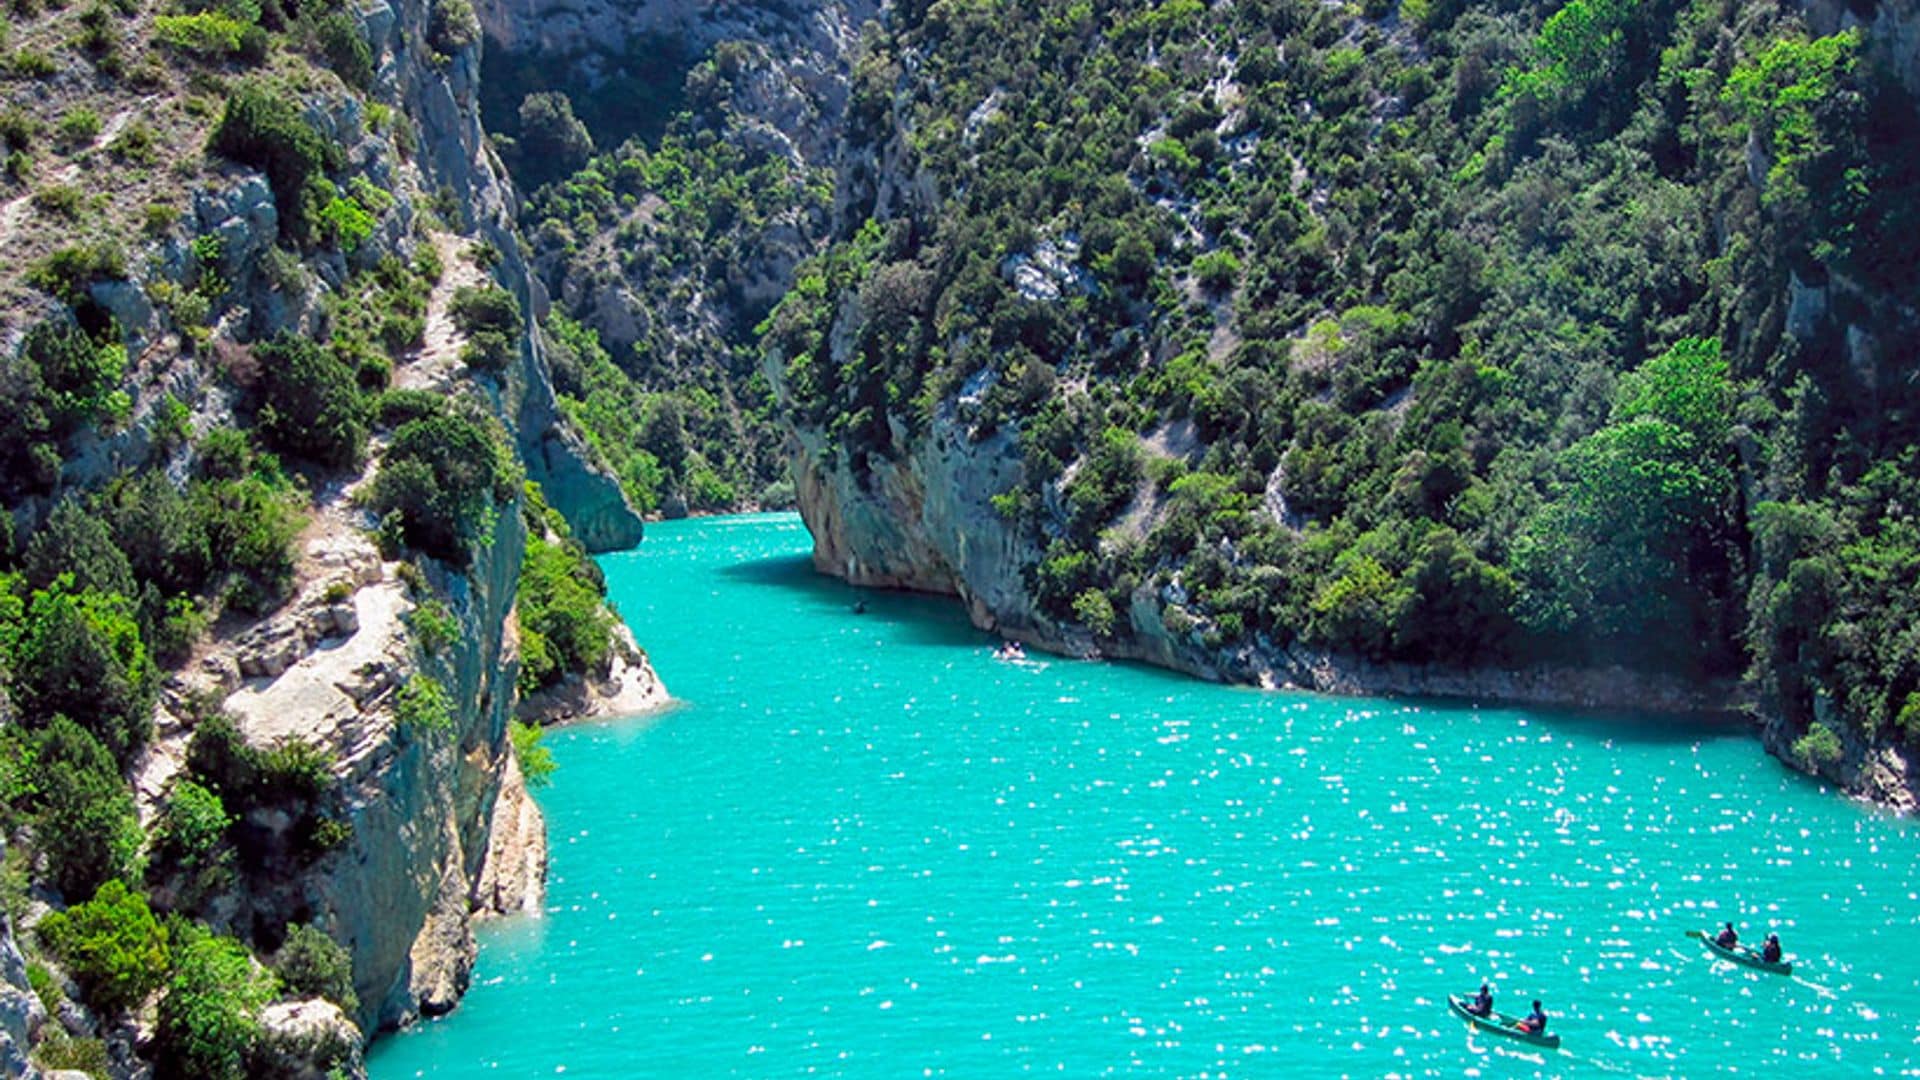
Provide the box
[369,514,1920,1077]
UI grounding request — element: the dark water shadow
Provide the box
[712,555,1753,745]
[1389,691,1752,746]
[716,554,988,648]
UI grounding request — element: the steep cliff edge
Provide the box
[0,0,656,1058]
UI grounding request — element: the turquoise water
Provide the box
[369,514,1920,1078]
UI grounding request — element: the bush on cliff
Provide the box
[36,879,169,1015]
[12,581,157,767]
[515,535,612,692]
[271,923,357,1012]
[208,85,341,246]
[32,717,143,902]
[150,779,236,903]
[368,412,515,565]
[252,332,370,470]
[154,927,277,1080]
[451,284,522,373]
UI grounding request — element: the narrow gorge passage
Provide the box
[370,515,1920,1078]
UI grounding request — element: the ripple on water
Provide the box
[369,515,1920,1080]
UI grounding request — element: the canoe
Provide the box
[1690,929,1793,975]
[1447,994,1562,1049]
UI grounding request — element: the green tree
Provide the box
[369,414,511,564]
[22,497,135,597]
[272,924,356,1011]
[1511,339,1738,668]
[208,86,341,244]
[35,879,169,1014]
[152,780,234,898]
[13,583,157,765]
[100,471,213,598]
[253,332,369,469]
[33,717,143,902]
[513,92,594,189]
[154,930,276,1080]
[509,721,555,787]
[19,321,128,433]
[515,537,612,687]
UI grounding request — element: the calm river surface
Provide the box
[369,513,1920,1078]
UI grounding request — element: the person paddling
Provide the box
[1714,921,1738,949]
[1516,999,1548,1035]
[1762,932,1783,964]
[1467,982,1493,1017]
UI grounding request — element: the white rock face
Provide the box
[257,998,367,1080]
[473,753,548,917]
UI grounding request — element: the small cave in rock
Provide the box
[479,34,699,192]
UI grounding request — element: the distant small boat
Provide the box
[993,641,1027,662]
[1447,994,1561,1049]
[1688,929,1793,975]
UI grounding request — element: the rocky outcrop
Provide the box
[256,999,367,1080]
[514,623,669,726]
[207,493,527,1032]
[0,868,46,1080]
[472,754,547,917]
[1759,700,1920,813]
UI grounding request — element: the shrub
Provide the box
[427,0,478,54]
[1793,722,1844,767]
[405,598,457,655]
[108,119,158,163]
[55,108,100,145]
[31,1031,110,1075]
[253,738,336,801]
[208,86,340,244]
[25,245,125,310]
[509,720,554,787]
[192,473,303,613]
[154,930,276,1080]
[395,674,453,733]
[152,780,232,878]
[14,583,157,766]
[1072,588,1118,637]
[24,496,136,597]
[154,12,249,56]
[186,713,336,811]
[317,189,376,253]
[368,413,512,564]
[272,924,356,1010]
[315,12,372,92]
[35,879,169,1014]
[253,332,368,469]
[451,285,520,373]
[100,470,213,597]
[1191,250,1242,293]
[18,320,128,433]
[33,717,143,902]
[8,49,57,77]
[515,537,611,687]
[374,388,445,427]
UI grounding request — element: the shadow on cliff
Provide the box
[718,554,986,648]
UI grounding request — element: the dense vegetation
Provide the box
[0,0,613,1067]
[759,0,1919,768]
[506,41,837,516]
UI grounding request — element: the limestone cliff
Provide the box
[2,0,653,1055]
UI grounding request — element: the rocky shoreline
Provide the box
[780,410,1917,816]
